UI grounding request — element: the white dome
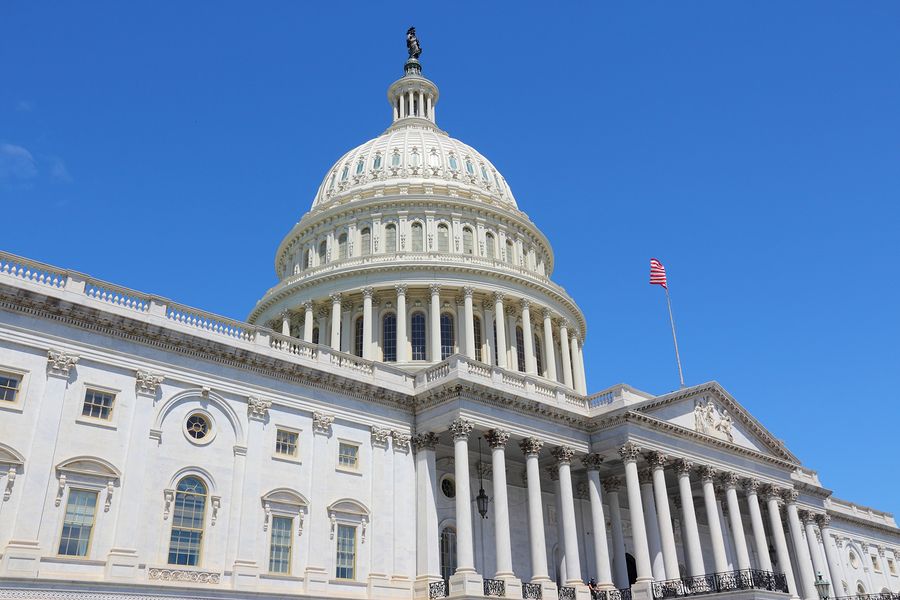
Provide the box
[311,122,518,211]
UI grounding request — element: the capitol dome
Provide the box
[249,55,589,394]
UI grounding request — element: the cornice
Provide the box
[827,510,900,536]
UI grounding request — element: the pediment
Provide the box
[56,456,122,479]
[262,488,308,507]
[631,382,799,464]
[327,498,370,516]
[0,444,25,466]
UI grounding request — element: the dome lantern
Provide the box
[387,28,439,126]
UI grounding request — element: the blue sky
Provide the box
[2,2,898,514]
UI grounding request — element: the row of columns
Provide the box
[279,286,588,394]
[412,430,835,600]
[393,89,434,122]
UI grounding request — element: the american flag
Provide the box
[650,259,667,289]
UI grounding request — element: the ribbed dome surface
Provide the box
[311,122,518,211]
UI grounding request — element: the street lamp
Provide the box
[814,572,831,600]
[476,436,489,519]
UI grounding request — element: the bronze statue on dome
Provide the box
[407,27,422,59]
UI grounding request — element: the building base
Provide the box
[231,559,260,590]
[104,547,140,582]
[0,539,42,579]
[449,571,484,598]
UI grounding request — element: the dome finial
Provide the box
[404,28,422,76]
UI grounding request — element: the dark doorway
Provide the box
[626,553,637,586]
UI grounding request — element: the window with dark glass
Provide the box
[437,224,449,253]
[493,321,499,366]
[382,313,397,362]
[534,333,544,376]
[485,233,495,260]
[440,312,455,360]
[168,477,207,566]
[385,224,396,252]
[312,327,320,345]
[411,311,426,360]
[373,155,382,170]
[473,315,483,362]
[58,489,98,557]
[462,228,473,255]
[360,228,371,256]
[515,326,526,372]
[354,316,364,357]
[356,161,364,175]
[268,516,293,574]
[302,249,309,271]
[440,527,457,581]
[411,223,423,252]
[318,241,327,265]
[338,233,348,260]
[505,240,514,264]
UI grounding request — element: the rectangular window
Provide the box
[888,558,896,575]
[0,372,21,403]
[335,524,356,580]
[58,489,98,557]
[873,556,881,572]
[338,443,358,469]
[82,389,115,420]
[268,516,293,574]
[275,430,298,457]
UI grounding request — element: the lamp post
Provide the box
[476,436,489,518]
[814,571,831,600]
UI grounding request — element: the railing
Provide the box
[522,582,543,599]
[269,331,317,360]
[85,279,150,312]
[425,363,450,382]
[651,569,789,599]
[0,253,67,289]
[167,302,257,342]
[502,372,525,389]
[559,586,576,600]
[588,390,615,408]
[330,352,374,375]
[833,594,900,600]
[534,383,554,398]
[484,578,506,597]
[429,580,448,599]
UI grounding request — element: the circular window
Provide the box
[441,477,456,499]
[182,410,216,445]
[849,552,858,568]
[186,414,209,439]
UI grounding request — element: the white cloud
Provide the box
[0,144,39,180]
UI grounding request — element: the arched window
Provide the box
[440,526,457,582]
[473,315,483,362]
[302,249,309,271]
[382,313,397,362]
[168,476,207,566]
[312,327,320,345]
[411,223,424,252]
[493,321,499,366]
[534,333,544,376]
[385,224,397,252]
[463,228,473,255]
[373,155,382,170]
[318,241,327,265]
[354,316,364,357]
[411,311,426,360]
[857,584,866,596]
[485,233,495,259]
[440,312,455,360]
[505,240,514,264]
[515,326,526,372]
[437,224,449,253]
[356,161,364,175]
[338,233,348,260]
[360,228,371,256]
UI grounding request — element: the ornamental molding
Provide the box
[825,510,900,536]
[135,369,164,395]
[47,348,78,377]
[546,464,559,481]
[3,465,17,501]
[550,445,575,465]
[580,453,603,472]
[371,426,391,447]
[618,442,641,463]
[312,412,335,435]
[486,429,511,449]
[645,451,667,470]
[602,476,621,493]
[412,432,438,451]
[247,396,272,420]
[518,437,544,457]
[391,430,411,451]
[638,468,653,485]
[448,418,474,441]
[148,568,221,584]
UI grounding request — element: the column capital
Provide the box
[361,286,374,299]
[280,308,294,319]
[312,411,335,435]
[412,432,439,451]
[455,296,465,307]
[341,300,353,312]
[550,445,575,465]
[303,299,316,311]
[391,430,411,450]
[580,453,604,472]
[317,307,330,318]
[329,292,342,303]
[394,283,408,295]
[833,534,844,548]
[462,286,475,298]
[486,428,511,449]
[570,329,580,341]
[697,465,717,483]
[860,541,869,553]
[546,464,559,481]
[518,437,544,457]
[556,318,570,329]
[247,396,272,420]
[720,471,741,488]
[742,478,761,494]
[877,544,886,557]
[780,487,799,504]
[47,348,79,378]
[798,509,816,525]
[371,426,391,447]
[448,418,474,441]
[541,307,553,319]
[492,291,505,303]
[761,484,783,502]
[519,298,532,310]
[638,468,653,485]
[602,476,621,493]
[481,299,494,310]
[673,458,693,476]
[645,451,668,470]
[429,283,442,296]
[815,514,831,528]
[618,442,641,463]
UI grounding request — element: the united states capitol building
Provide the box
[1,35,899,600]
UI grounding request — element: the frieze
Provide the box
[147,568,220,584]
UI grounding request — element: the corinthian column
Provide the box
[430,284,442,361]
[571,332,586,394]
[412,432,441,595]
[646,452,680,580]
[303,300,315,342]
[558,319,574,388]
[520,299,536,374]
[519,438,551,585]
[582,454,614,591]
[493,292,508,368]
[674,459,706,577]
[487,429,521,596]
[551,446,584,587]
[619,443,654,593]
[697,465,729,574]
[361,287,374,360]
[639,468,666,581]
[816,515,844,596]
[604,477,629,589]
[800,511,827,588]
[783,490,816,600]
[395,285,408,363]
[448,419,482,597]
[482,300,496,366]
[542,308,557,380]
[330,293,342,351]
[721,472,751,571]
[763,486,799,599]
[463,287,476,359]
[281,309,293,336]
[742,479,772,572]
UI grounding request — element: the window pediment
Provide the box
[0,444,25,466]
[327,498,370,516]
[56,456,121,479]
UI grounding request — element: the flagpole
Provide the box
[665,287,685,388]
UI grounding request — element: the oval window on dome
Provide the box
[466,161,474,175]
[429,154,439,167]
[481,167,489,181]
[449,156,458,170]
[392,153,400,167]
[410,152,419,166]
[341,166,349,181]
[373,155,382,169]
[356,161,364,175]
